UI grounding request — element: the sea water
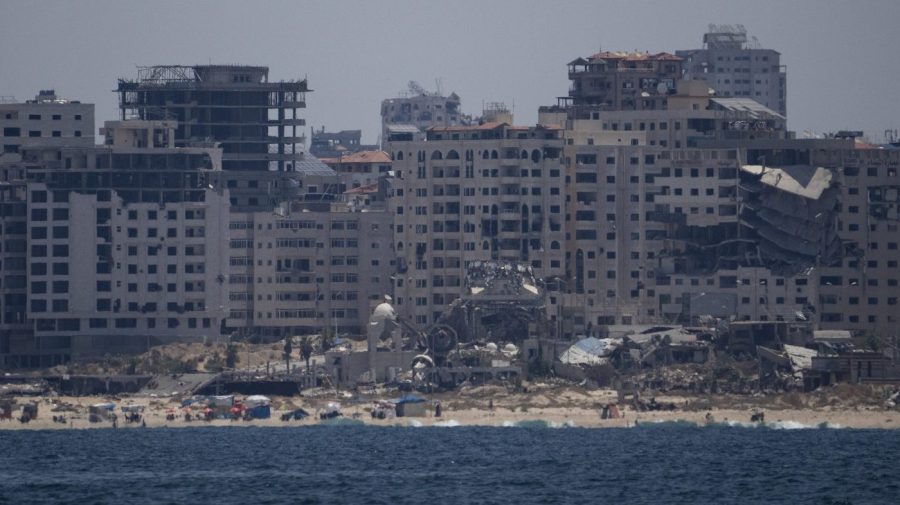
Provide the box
[1,424,898,504]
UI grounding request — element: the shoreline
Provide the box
[3,394,899,431]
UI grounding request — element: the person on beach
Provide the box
[488,399,494,416]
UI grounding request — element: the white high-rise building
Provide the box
[677,25,787,117]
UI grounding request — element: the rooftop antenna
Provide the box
[435,77,443,96]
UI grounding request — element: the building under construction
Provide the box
[117,65,309,172]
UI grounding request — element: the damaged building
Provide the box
[434,260,550,345]
[387,120,566,330]
[535,59,893,341]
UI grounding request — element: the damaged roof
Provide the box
[710,97,785,120]
[813,330,853,343]
[559,337,620,366]
[385,124,421,134]
[740,164,833,200]
[627,327,698,346]
[783,344,818,371]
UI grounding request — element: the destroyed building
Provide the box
[434,260,548,345]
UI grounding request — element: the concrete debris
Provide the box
[559,338,620,366]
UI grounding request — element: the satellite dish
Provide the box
[656,82,668,95]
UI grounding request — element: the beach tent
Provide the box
[0,400,13,420]
[392,394,427,417]
[281,408,310,421]
[207,395,236,418]
[319,402,342,420]
[244,395,271,419]
[89,403,116,423]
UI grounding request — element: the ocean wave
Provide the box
[707,420,845,430]
[433,419,461,427]
[498,419,575,429]
[318,417,364,426]
[635,420,700,428]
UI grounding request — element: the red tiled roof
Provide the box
[427,121,507,133]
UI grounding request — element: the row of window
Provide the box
[2,127,83,137]
[2,113,84,121]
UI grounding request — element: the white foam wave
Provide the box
[767,420,812,430]
[433,419,461,427]
[406,419,424,427]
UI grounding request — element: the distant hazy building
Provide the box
[309,127,378,159]
[677,25,786,117]
[381,81,465,146]
[320,150,392,189]
[1,90,94,159]
[561,51,683,115]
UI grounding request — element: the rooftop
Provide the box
[322,150,391,165]
[586,51,682,62]
[293,154,337,177]
[710,97,785,120]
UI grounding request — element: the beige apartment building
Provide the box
[225,187,394,339]
[539,79,839,338]
[813,146,900,337]
[0,121,230,366]
[380,83,466,146]
[320,150,393,190]
[387,122,567,327]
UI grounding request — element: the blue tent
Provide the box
[391,394,425,404]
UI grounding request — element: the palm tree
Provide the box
[283,337,293,372]
[299,336,315,372]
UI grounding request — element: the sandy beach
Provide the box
[3,387,899,431]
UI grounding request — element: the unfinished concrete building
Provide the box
[117,65,308,172]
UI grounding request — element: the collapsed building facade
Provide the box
[537,74,874,339]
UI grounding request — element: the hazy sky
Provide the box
[2,0,898,144]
